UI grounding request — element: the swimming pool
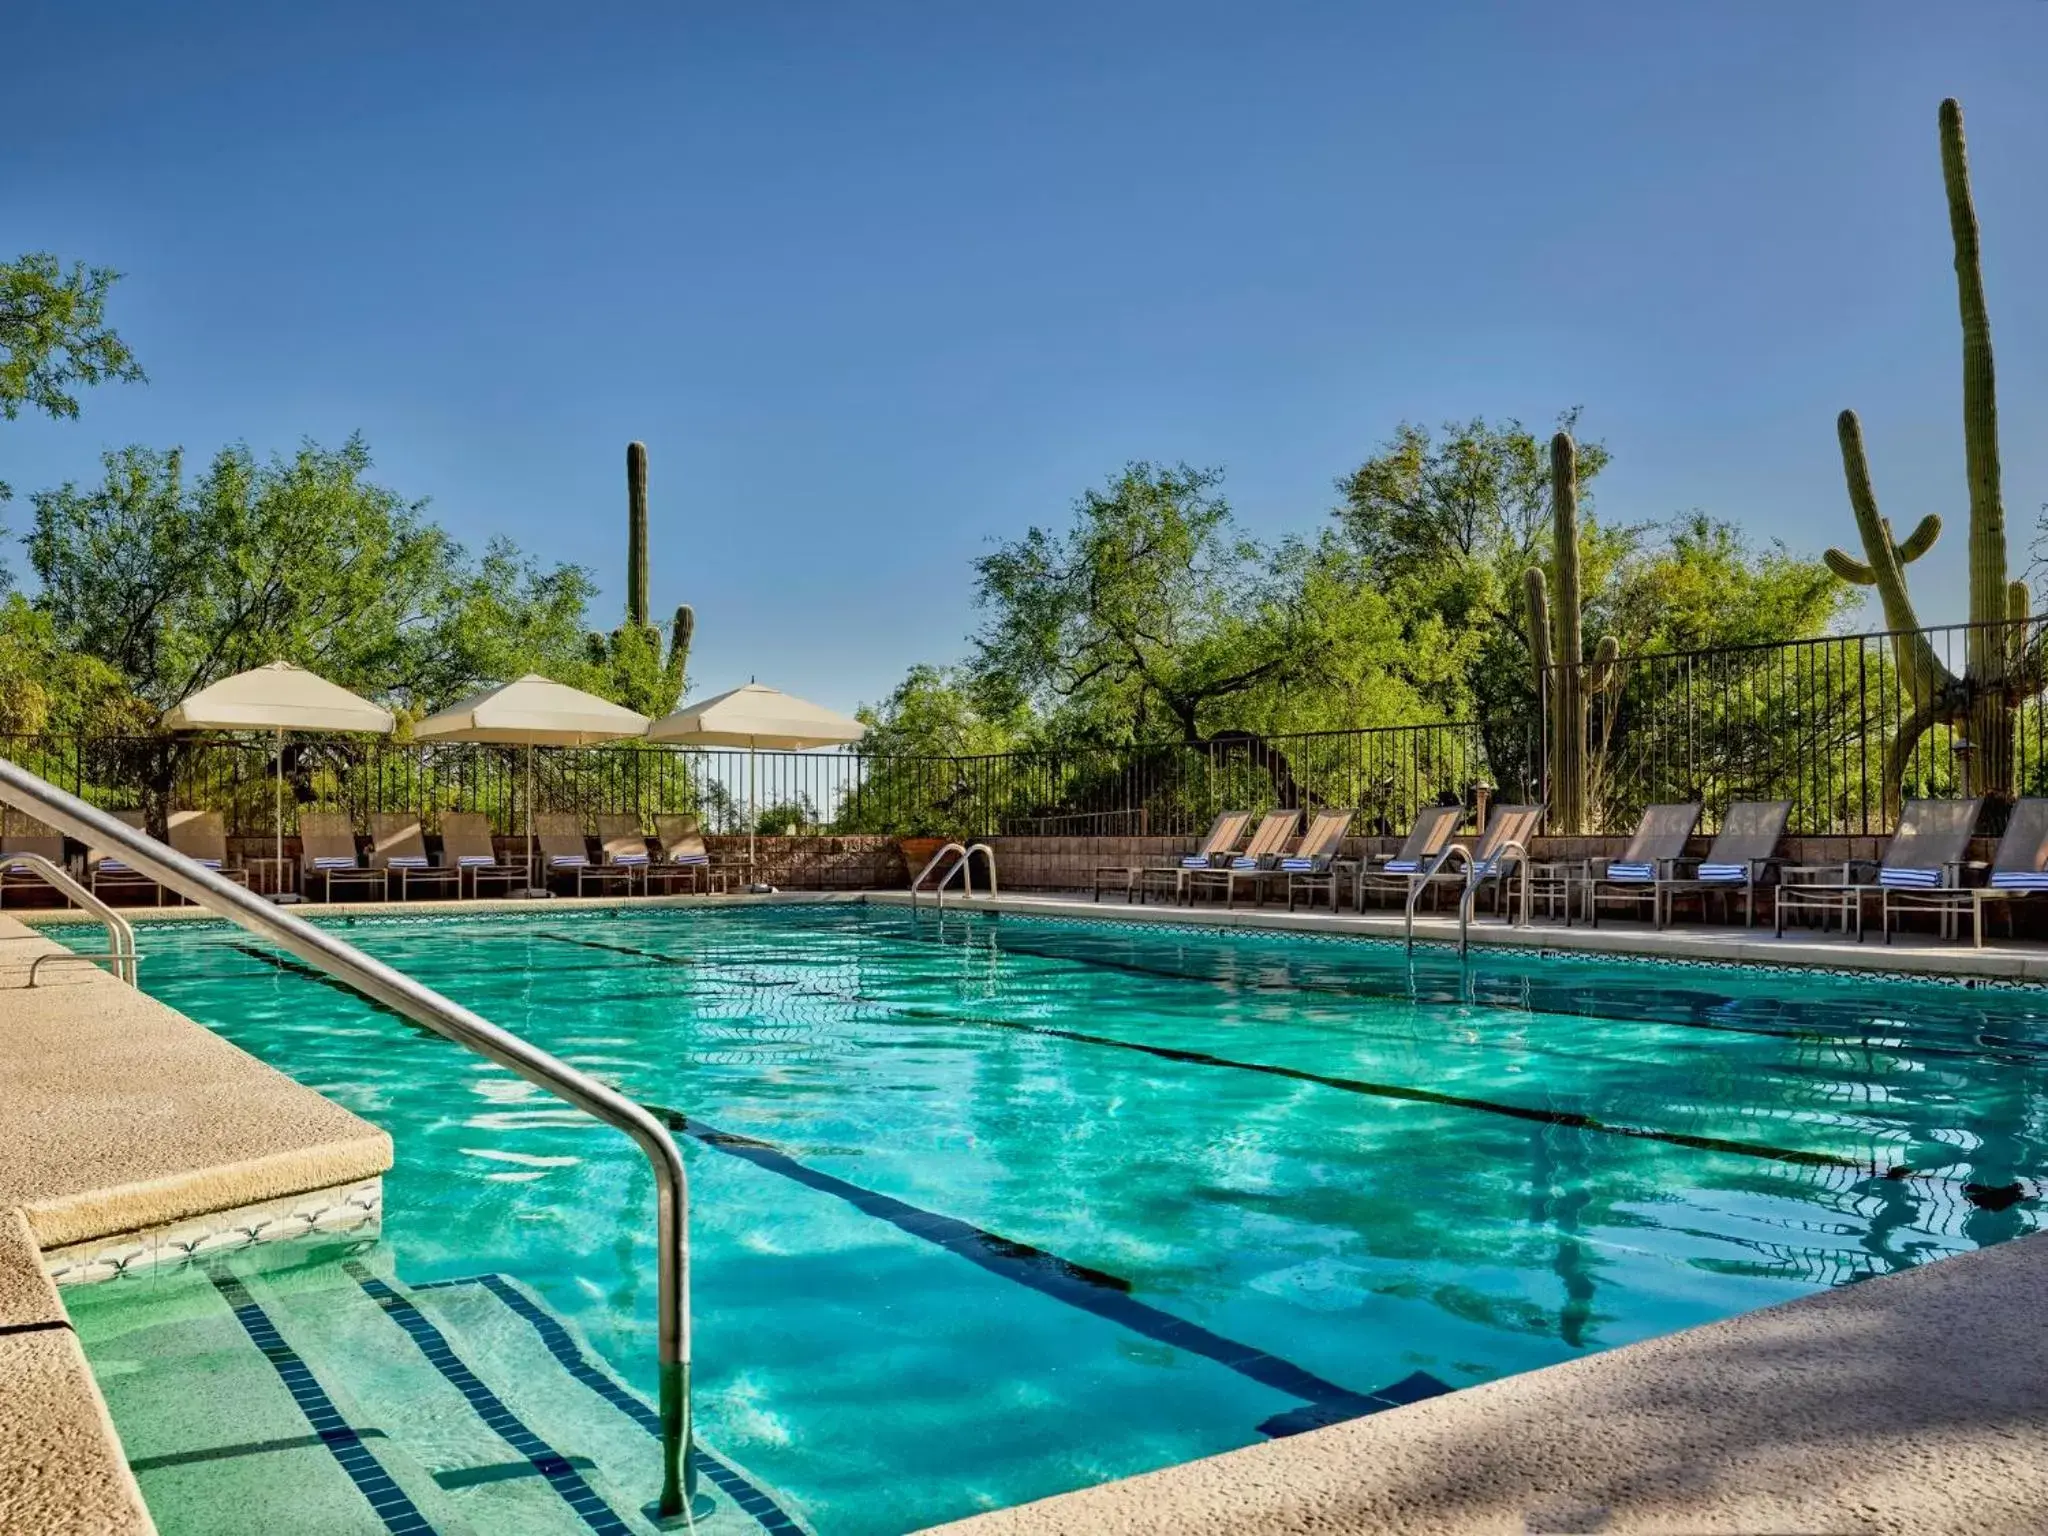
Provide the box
[58,903,2048,1534]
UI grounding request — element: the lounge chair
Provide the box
[1579,802,1703,928]
[299,811,387,902]
[439,813,528,897]
[0,813,67,907]
[1406,804,1546,944]
[1354,804,1466,913]
[582,814,652,896]
[86,811,159,905]
[1653,800,1793,928]
[166,811,250,900]
[1184,809,1303,907]
[1880,797,2048,947]
[1093,811,1251,905]
[647,816,720,895]
[1776,797,1984,942]
[1282,809,1358,911]
[369,814,461,901]
[535,813,594,894]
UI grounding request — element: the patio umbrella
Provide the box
[645,682,865,869]
[413,675,649,896]
[163,661,396,903]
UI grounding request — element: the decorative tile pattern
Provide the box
[44,1178,382,1286]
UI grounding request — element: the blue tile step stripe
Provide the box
[342,1261,637,1536]
[414,1272,808,1536]
[207,1265,439,1536]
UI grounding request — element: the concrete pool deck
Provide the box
[0,913,393,1534]
[920,1226,2048,1536]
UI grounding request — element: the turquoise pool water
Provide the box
[61,905,2048,1533]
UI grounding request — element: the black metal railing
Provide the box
[1539,612,2048,835]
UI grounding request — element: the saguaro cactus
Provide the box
[1824,98,2036,814]
[1525,432,1620,834]
[586,442,695,715]
[627,440,651,629]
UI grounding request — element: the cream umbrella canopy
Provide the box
[412,675,650,895]
[645,682,866,869]
[163,661,396,902]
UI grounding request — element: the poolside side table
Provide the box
[1522,859,1582,925]
[1773,862,1874,940]
[245,855,297,899]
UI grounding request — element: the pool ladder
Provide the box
[0,852,139,986]
[1404,838,1534,958]
[0,759,699,1520]
[909,841,998,909]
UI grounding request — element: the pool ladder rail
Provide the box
[1404,837,1535,958]
[2,851,139,986]
[909,841,998,909]
[0,757,700,1521]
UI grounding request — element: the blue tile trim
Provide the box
[342,1262,634,1536]
[413,1273,806,1535]
[649,1107,1449,1439]
[206,1267,437,1536]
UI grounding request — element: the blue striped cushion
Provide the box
[1697,862,1746,882]
[1604,861,1655,882]
[1180,855,1211,868]
[1991,870,2048,890]
[192,857,222,870]
[456,854,498,867]
[549,853,588,868]
[1280,857,1319,872]
[1231,856,1259,869]
[311,855,358,870]
[669,852,709,866]
[1382,858,1419,874]
[1878,866,1941,888]
[1473,856,1506,877]
[386,855,428,869]
[611,852,650,866]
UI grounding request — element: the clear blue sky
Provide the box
[8,1,2046,714]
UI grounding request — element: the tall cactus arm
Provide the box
[1837,410,1952,706]
[667,603,695,679]
[1941,98,2007,632]
[1589,634,1621,694]
[627,441,651,629]
[1524,568,1552,687]
[1826,512,1941,584]
[1897,513,1943,562]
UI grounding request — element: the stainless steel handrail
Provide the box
[1405,843,1470,951]
[3,851,137,983]
[0,759,695,1517]
[909,841,998,909]
[1456,838,1534,958]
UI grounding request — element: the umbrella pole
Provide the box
[748,742,756,876]
[526,742,537,896]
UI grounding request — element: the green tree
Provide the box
[1333,412,1625,723]
[27,434,601,719]
[0,254,144,425]
[971,462,1409,746]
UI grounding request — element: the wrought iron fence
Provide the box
[1543,613,2048,835]
[0,720,1498,843]
[14,613,2026,846]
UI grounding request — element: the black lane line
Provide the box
[884,920,2048,1066]
[645,1104,1447,1438]
[889,1009,1886,1174]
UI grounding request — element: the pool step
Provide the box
[69,1238,806,1536]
